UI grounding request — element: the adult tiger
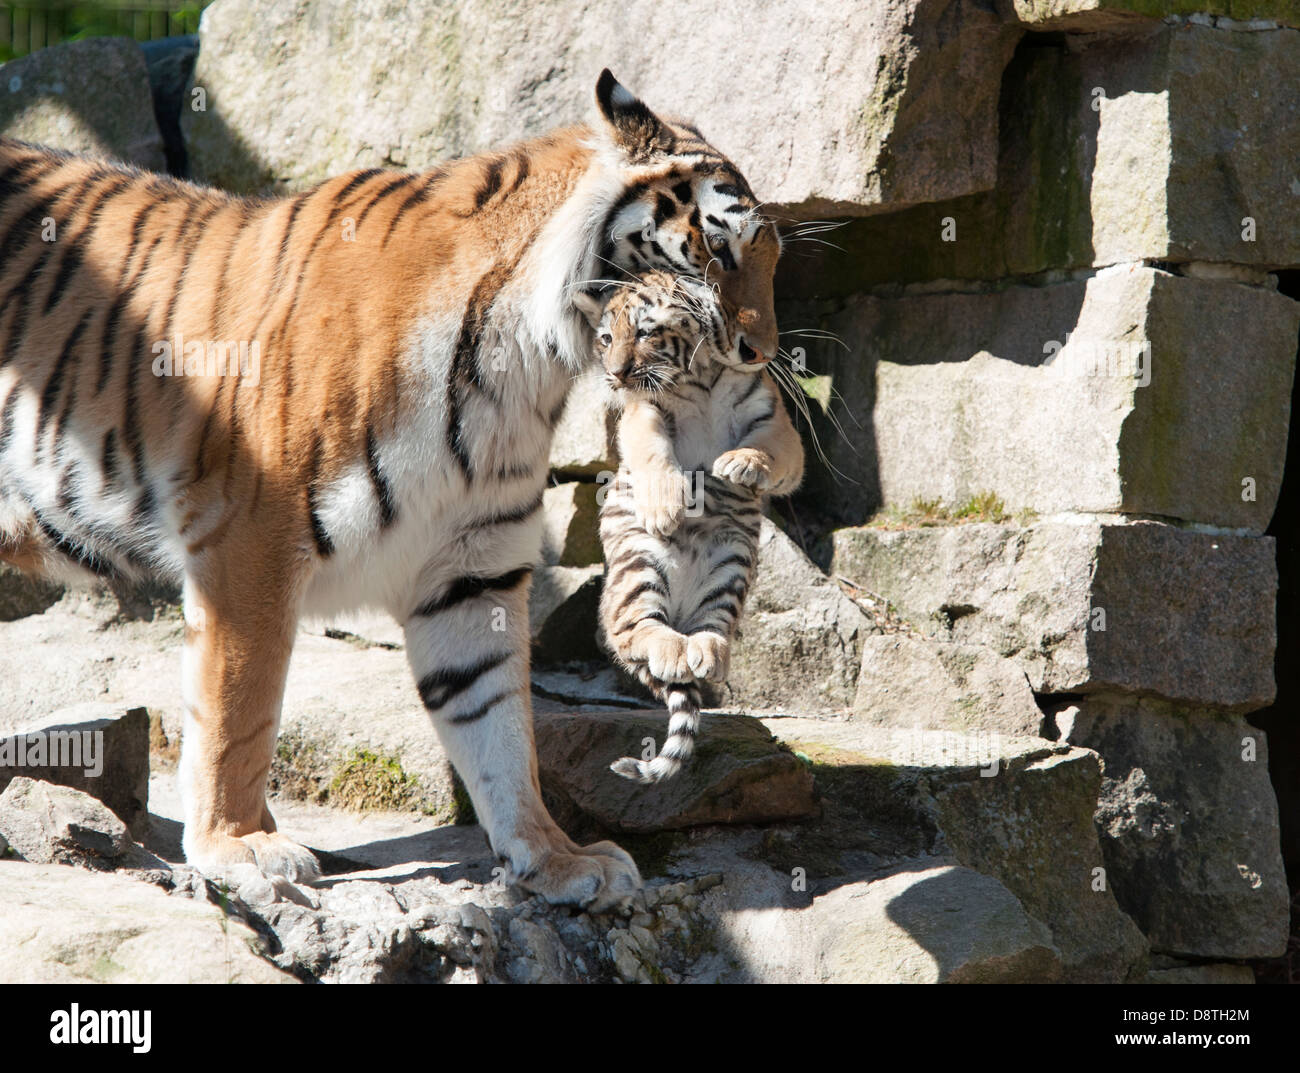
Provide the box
[0,71,781,910]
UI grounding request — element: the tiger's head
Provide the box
[586,70,781,368]
[576,270,754,396]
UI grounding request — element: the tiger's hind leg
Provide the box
[404,566,640,912]
[680,539,757,683]
[178,545,320,887]
[599,548,692,682]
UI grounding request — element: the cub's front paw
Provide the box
[633,469,688,538]
[712,448,774,491]
[687,632,730,682]
[643,630,692,683]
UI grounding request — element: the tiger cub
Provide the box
[577,271,803,783]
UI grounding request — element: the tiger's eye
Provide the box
[599,332,612,346]
[707,233,727,252]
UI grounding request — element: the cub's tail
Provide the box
[610,681,701,784]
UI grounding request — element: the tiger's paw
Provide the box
[643,631,692,683]
[186,829,322,889]
[516,841,643,913]
[712,448,773,491]
[220,863,321,908]
[687,632,730,682]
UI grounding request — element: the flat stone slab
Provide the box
[832,518,1277,709]
[0,37,166,170]
[772,865,1062,983]
[534,708,818,833]
[788,267,1298,531]
[854,634,1043,736]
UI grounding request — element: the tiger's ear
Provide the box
[595,69,675,159]
[572,288,607,330]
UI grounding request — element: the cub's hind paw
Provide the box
[642,631,692,683]
[687,632,730,682]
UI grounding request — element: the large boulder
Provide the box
[0,704,150,837]
[786,267,1298,530]
[716,717,1148,982]
[0,777,164,871]
[790,866,1062,983]
[832,519,1278,709]
[927,746,1149,982]
[0,37,166,169]
[723,520,872,713]
[184,0,1019,213]
[1053,695,1289,959]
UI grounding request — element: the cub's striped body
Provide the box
[586,272,804,782]
[0,72,782,909]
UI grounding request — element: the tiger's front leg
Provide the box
[179,550,321,885]
[403,566,641,911]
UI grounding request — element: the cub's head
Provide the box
[576,270,756,395]
[586,70,781,367]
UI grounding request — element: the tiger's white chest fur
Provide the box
[302,305,574,622]
[300,160,625,623]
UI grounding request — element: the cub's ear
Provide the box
[595,69,675,160]
[572,288,608,330]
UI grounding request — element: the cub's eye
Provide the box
[707,232,728,253]
[597,332,612,346]
[636,327,652,340]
